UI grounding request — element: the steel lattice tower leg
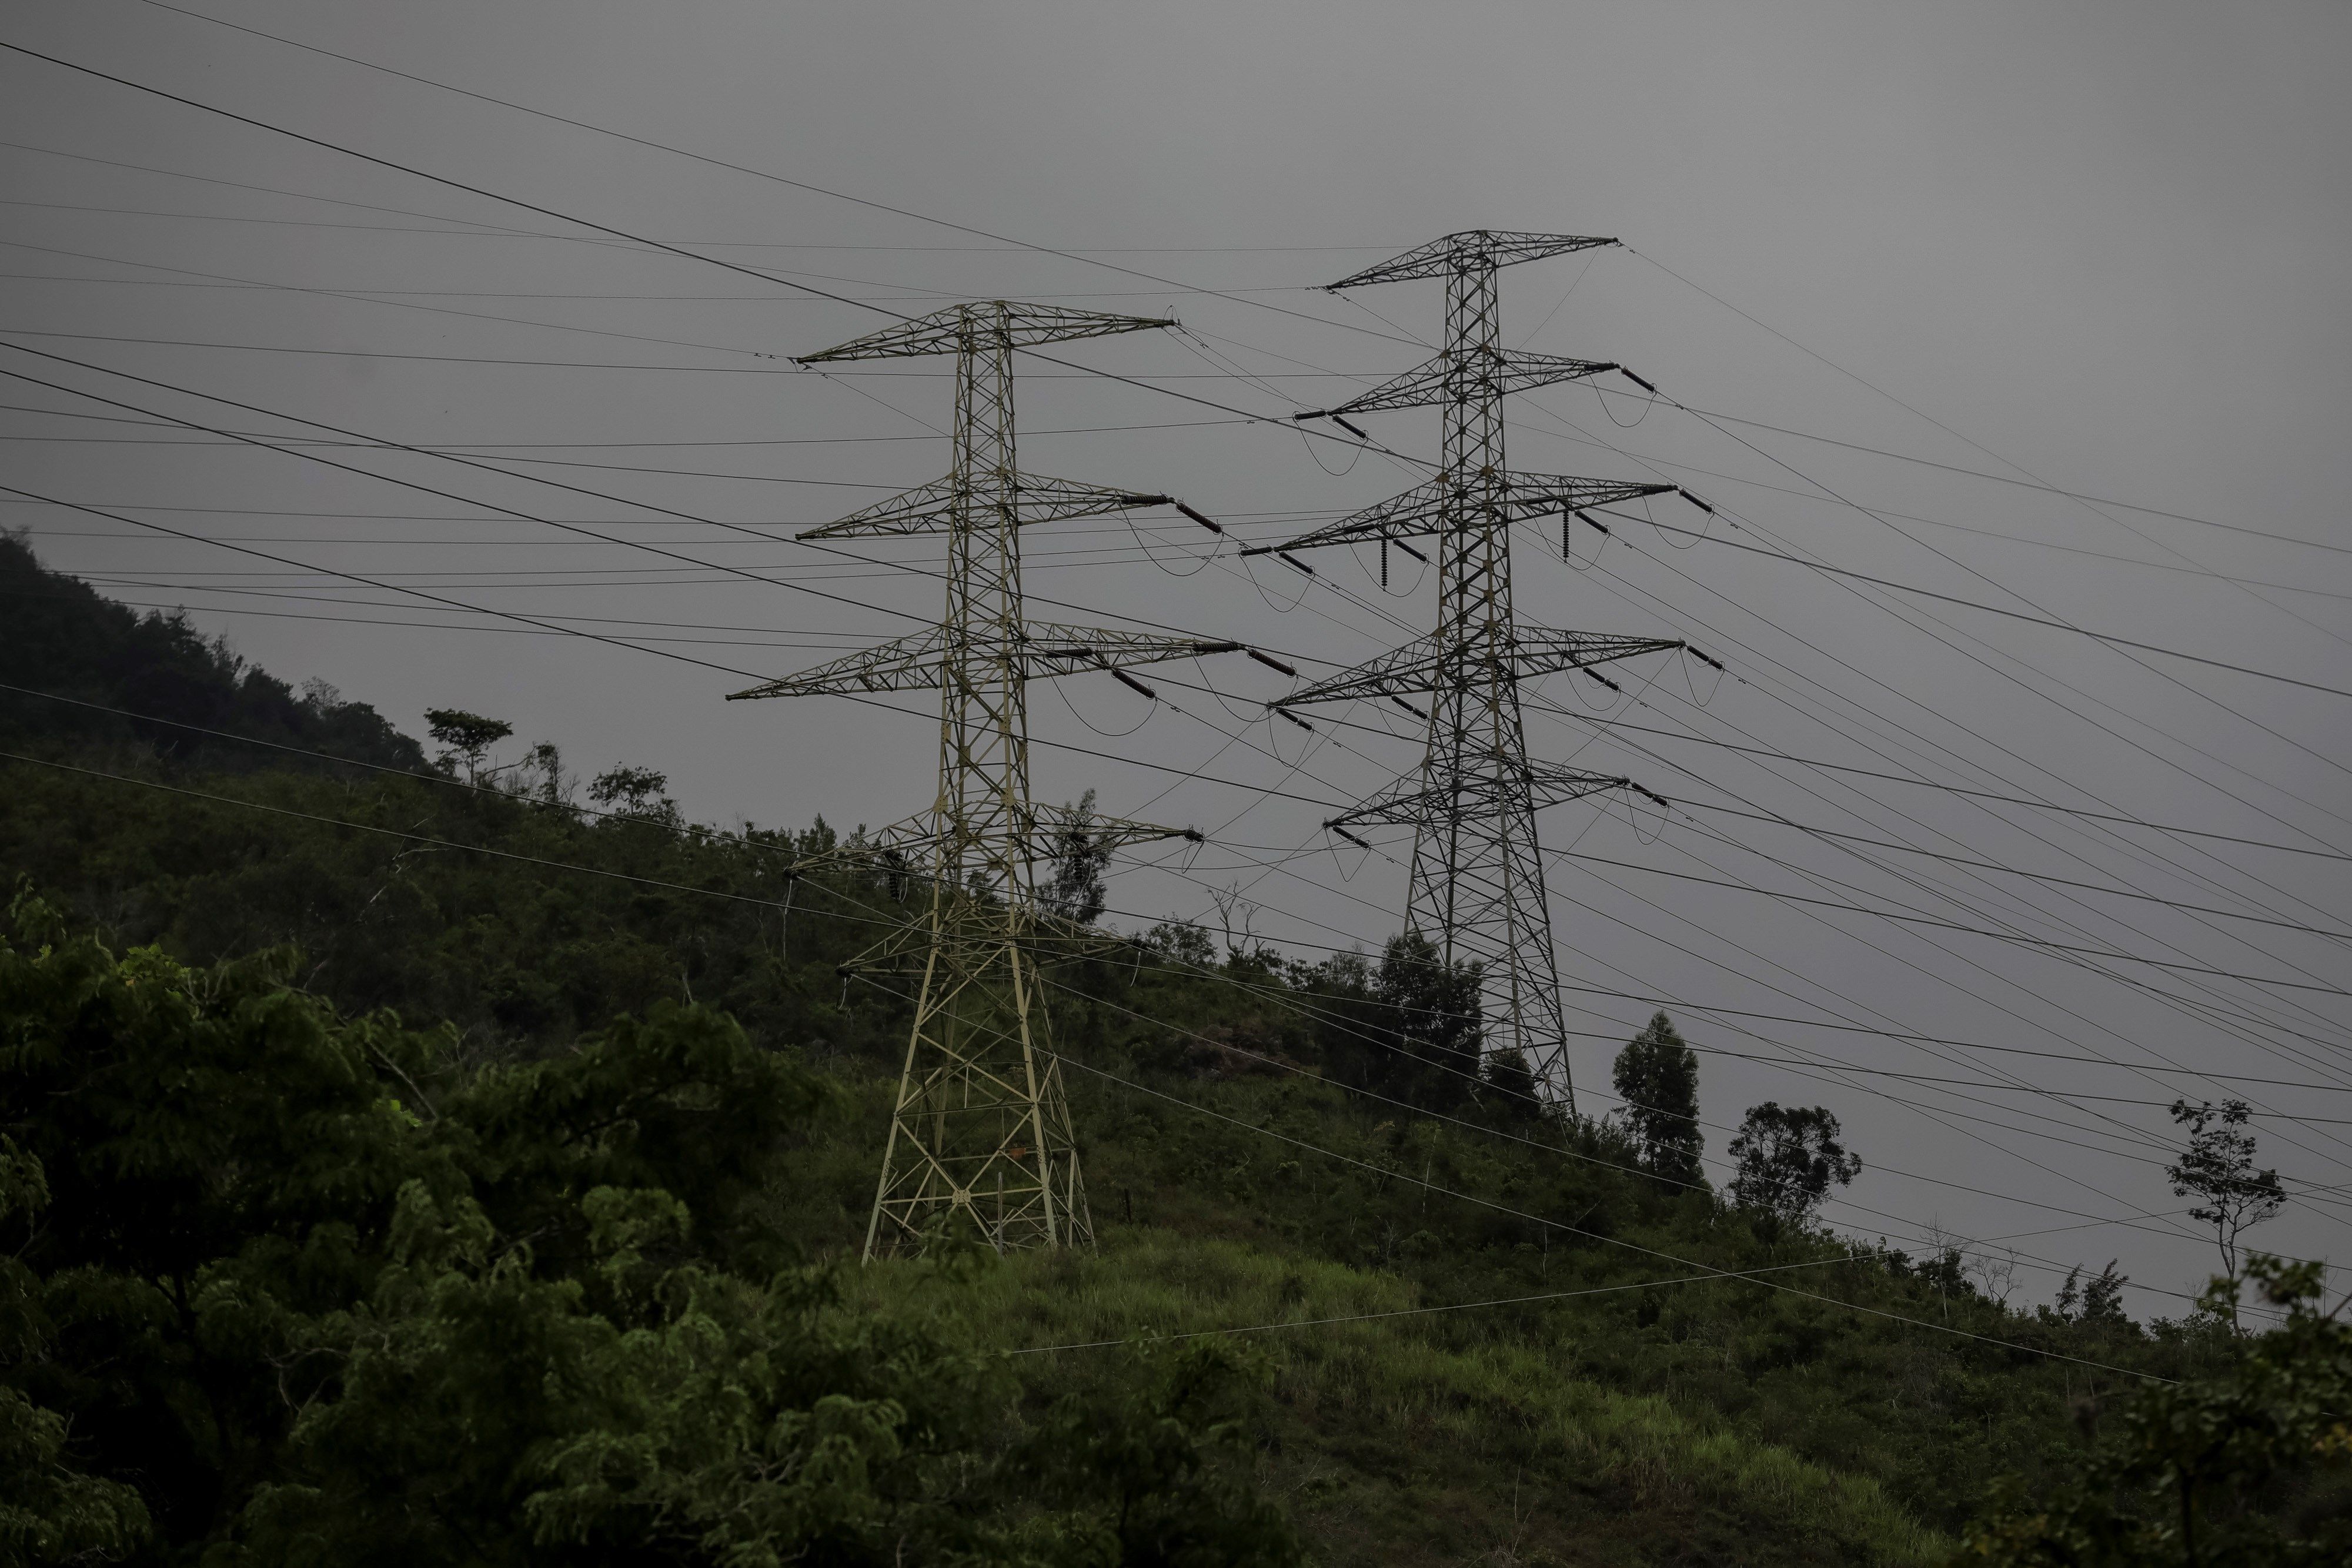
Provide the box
[727,301,1227,1257]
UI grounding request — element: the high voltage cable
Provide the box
[1143,671,2352,952]
[1552,847,2350,996]
[20,676,2345,1121]
[118,1,1428,352]
[1621,249,2347,560]
[0,342,1298,659]
[1021,965,2344,1300]
[1585,410,2352,867]
[1128,796,2343,1179]
[28,9,2343,808]
[1156,556,2352,1112]
[1141,825,2334,1205]
[24,305,2337,599]
[0,393,1247,447]
[0,39,1411,457]
[1571,505,2352,702]
[1,488,1354,813]
[1507,399,2352,600]
[1214,514,2352,1067]
[1504,392,2352,880]
[1130,771,2352,1185]
[1523,402,2352,852]
[59,404,2314,1091]
[1512,497,2352,947]
[108,1,2340,574]
[14,18,2333,1222]
[1531,482,2352,1060]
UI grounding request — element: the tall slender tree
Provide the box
[1611,1012,1703,1187]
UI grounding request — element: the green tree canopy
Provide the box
[1729,1102,1862,1232]
[1611,1011,1704,1188]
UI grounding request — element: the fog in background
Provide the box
[5,0,2347,1320]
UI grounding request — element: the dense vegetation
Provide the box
[3,533,2344,1564]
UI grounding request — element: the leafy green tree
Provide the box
[0,900,1306,1566]
[1044,790,1112,928]
[0,1134,151,1564]
[2050,1262,2133,1332]
[1316,932,1483,1113]
[425,707,513,784]
[589,764,671,818]
[2167,1100,2286,1330]
[1959,1256,2352,1567]
[1728,1102,1862,1232]
[1611,1012,1703,1186]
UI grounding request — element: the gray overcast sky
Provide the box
[5,0,2348,1319]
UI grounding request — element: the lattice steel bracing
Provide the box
[729,302,1221,1258]
[1248,232,1683,1114]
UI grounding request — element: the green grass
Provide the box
[862,1231,1949,1566]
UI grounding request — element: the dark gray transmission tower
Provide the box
[1245,232,1686,1114]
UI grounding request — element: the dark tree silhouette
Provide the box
[423,707,512,784]
[1043,789,1112,927]
[2167,1098,2285,1328]
[1612,1012,1703,1187]
[1728,1102,1861,1232]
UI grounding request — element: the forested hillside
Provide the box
[4,537,2345,1566]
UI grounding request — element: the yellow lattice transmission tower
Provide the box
[730,302,1235,1258]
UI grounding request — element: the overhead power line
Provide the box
[1584,507,2352,704]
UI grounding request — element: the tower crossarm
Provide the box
[1241,474,1677,556]
[1324,231,1618,290]
[725,624,1238,701]
[1324,760,1634,834]
[797,302,1175,362]
[1300,350,1615,420]
[1017,622,1244,674]
[785,803,1201,881]
[799,473,1174,540]
[725,627,952,698]
[1271,628,1681,708]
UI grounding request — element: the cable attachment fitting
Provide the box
[1292,409,1371,441]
